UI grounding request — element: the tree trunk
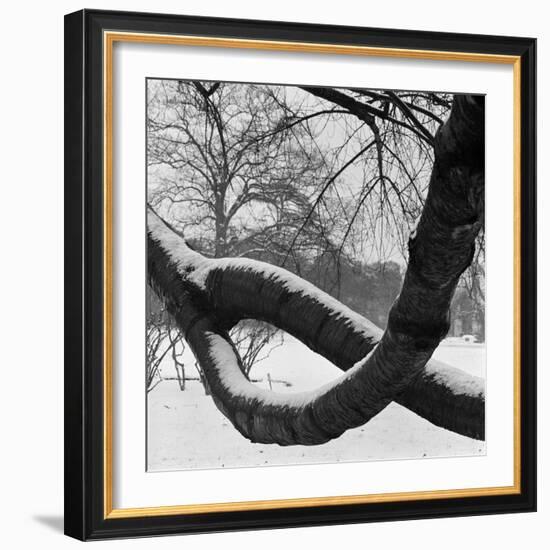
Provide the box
[147,95,485,445]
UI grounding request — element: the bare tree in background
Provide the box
[147,81,350,381]
[147,81,337,258]
[146,290,188,392]
[168,328,186,391]
[146,303,179,392]
[230,321,283,379]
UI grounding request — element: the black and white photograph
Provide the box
[146,79,486,472]
[56,4,538,543]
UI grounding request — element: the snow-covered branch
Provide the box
[147,94,485,445]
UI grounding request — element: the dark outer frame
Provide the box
[64,8,536,541]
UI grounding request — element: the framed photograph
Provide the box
[64,9,536,540]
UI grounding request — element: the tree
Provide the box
[147,93,485,445]
[230,320,283,379]
[146,290,186,392]
[147,81,334,259]
[148,81,340,380]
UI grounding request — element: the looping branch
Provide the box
[147,94,485,445]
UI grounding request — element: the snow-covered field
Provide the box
[147,336,486,472]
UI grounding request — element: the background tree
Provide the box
[147,80,345,380]
[146,292,183,392]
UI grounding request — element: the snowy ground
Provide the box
[147,335,486,472]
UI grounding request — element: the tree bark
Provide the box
[147,94,485,445]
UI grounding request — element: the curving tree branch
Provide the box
[300,86,436,146]
[147,94,485,445]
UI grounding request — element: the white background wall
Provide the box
[0,0,546,547]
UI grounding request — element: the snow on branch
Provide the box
[147,94,485,445]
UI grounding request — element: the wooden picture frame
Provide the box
[64,8,536,540]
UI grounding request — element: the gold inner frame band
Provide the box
[103,30,522,520]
